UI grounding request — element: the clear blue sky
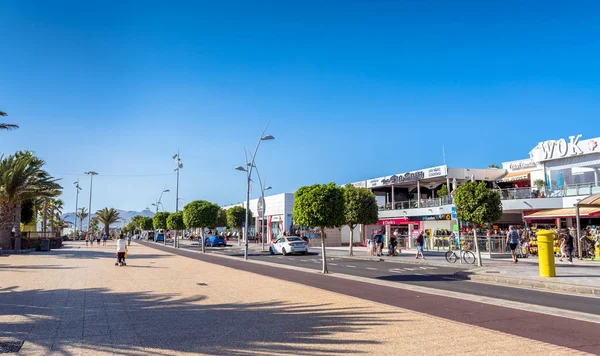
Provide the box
[1,1,599,213]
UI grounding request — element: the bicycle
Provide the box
[445,248,476,264]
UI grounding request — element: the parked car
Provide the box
[205,235,227,247]
[269,237,308,255]
[155,233,165,242]
[147,231,155,241]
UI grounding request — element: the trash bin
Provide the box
[41,239,50,252]
[537,230,556,277]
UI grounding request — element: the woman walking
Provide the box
[415,231,425,259]
[102,233,107,246]
[85,233,89,247]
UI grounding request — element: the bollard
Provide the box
[537,230,556,277]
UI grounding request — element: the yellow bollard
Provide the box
[537,230,556,277]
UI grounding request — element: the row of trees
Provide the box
[293,183,379,273]
[122,201,253,252]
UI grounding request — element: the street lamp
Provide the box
[173,151,183,248]
[153,188,169,245]
[73,180,82,238]
[235,121,275,261]
[252,163,272,251]
[84,171,98,233]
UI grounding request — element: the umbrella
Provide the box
[452,178,457,191]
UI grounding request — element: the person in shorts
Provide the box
[375,233,384,257]
[415,231,425,260]
[102,234,107,246]
[506,226,520,263]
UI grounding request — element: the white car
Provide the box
[269,237,308,255]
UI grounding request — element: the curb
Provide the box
[453,270,600,297]
[340,255,473,269]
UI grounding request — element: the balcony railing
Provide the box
[379,196,454,211]
[497,183,600,200]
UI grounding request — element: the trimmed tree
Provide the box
[437,184,448,198]
[153,212,170,230]
[293,183,345,273]
[141,216,154,231]
[343,185,379,256]
[183,200,220,253]
[216,208,227,229]
[167,211,185,236]
[226,206,253,245]
[454,181,503,267]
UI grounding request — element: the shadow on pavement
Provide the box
[377,273,460,283]
[0,264,79,271]
[0,286,390,355]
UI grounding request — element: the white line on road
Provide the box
[441,276,458,280]
[345,265,356,268]
[276,257,283,259]
[329,263,338,266]
[288,258,295,260]
[366,267,378,271]
[301,259,309,262]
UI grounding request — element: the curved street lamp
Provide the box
[235,121,275,260]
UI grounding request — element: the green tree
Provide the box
[141,216,154,231]
[183,200,220,253]
[0,110,18,131]
[226,206,253,246]
[343,185,379,256]
[153,212,170,230]
[89,217,100,234]
[95,208,121,236]
[489,164,500,169]
[437,184,449,198]
[0,151,61,249]
[167,211,185,231]
[77,207,88,231]
[454,181,503,266]
[20,199,36,225]
[293,183,345,273]
[130,215,145,234]
[216,208,227,228]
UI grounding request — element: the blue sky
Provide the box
[1,1,599,213]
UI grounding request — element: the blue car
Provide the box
[155,233,165,242]
[204,235,226,247]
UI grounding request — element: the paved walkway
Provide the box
[0,241,593,355]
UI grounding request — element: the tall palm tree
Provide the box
[0,151,62,249]
[0,110,18,131]
[89,216,100,234]
[77,207,88,231]
[49,198,64,233]
[95,208,121,236]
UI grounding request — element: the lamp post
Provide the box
[73,180,82,238]
[152,188,170,245]
[249,163,271,251]
[235,121,274,261]
[173,151,183,248]
[84,171,98,233]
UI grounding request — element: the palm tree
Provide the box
[89,216,100,234]
[95,208,121,236]
[77,207,88,231]
[0,151,62,249]
[0,110,18,131]
[49,198,64,233]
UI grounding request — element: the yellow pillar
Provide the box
[537,230,556,277]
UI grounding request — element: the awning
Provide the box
[496,171,530,183]
[524,207,600,219]
[577,193,600,207]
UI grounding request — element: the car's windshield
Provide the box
[287,237,303,242]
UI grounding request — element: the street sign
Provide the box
[257,196,265,218]
[451,205,457,219]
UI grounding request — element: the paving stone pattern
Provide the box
[0,242,592,355]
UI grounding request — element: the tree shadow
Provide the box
[46,248,169,261]
[0,286,390,355]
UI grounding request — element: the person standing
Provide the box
[102,233,107,246]
[85,233,89,247]
[375,233,383,257]
[115,234,127,266]
[565,230,575,264]
[506,226,519,263]
[415,231,425,260]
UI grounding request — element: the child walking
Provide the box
[115,234,127,266]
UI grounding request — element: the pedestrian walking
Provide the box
[103,234,107,246]
[506,225,520,263]
[90,234,94,246]
[85,233,89,246]
[96,234,101,245]
[415,231,425,259]
[375,233,384,257]
[559,236,568,261]
[115,233,127,266]
[565,230,575,264]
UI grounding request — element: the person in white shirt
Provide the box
[115,234,127,266]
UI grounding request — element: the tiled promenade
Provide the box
[0,241,590,355]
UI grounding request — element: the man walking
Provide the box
[415,231,425,260]
[375,233,384,257]
[565,230,575,264]
[506,226,520,263]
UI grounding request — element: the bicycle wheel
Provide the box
[445,250,458,263]
[462,250,476,264]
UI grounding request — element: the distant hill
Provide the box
[63,209,155,231]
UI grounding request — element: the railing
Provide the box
[379,196,454,211]
[497,183,600,201]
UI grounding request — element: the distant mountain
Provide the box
[63,209,155,231]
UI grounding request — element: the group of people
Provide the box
[85,233,107,246]
[367,229,426,259]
